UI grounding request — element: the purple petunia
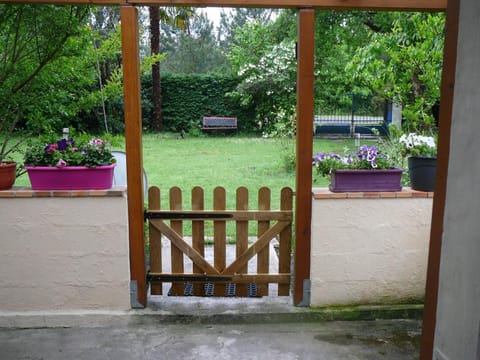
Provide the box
[312,152,325,164]
[57,139,68,151]
[356,145,380,168]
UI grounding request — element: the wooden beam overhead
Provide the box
[0,0,127,3]
[128,0,446,10]
[0,0,447,10]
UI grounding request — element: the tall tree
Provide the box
[160,12,230,74]
[217,8,278,51]
[149,6,194,132]
[346,12,445,131]
[150,7,162,132]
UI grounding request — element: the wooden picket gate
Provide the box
[146,186,293,297]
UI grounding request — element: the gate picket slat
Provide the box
[257,187,271,296]
[170,187,184,296]
[278,187,293,296]
[236,187,249,296]
[213,187,226,296]
[148,186,162,295]
[192,187,205,296]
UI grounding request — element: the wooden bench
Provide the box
[202,116,237,131]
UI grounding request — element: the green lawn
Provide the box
[141,134,358,210]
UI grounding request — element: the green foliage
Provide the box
[217,8,280,52]
[314,154,351,178]
[0,7,445,142]
[0,5,91,161]
[160,12,230,74]
[314,11,371,106]
[372,125,424,186]
[24,136,115,167]
[276,137,296,173]
[0,5,152,137]
[347,13,445,132]
[229,20,297,135]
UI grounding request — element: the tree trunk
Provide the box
[149,6,162,132]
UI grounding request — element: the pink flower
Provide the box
[56,159,67,168]
[89,139,104,146]
[45,144,58,153]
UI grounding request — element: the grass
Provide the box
[142,134,295,210]
[138,133,359,209]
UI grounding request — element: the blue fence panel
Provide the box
[314,94,390,137]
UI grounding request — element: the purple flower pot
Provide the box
[25,164,116,190]
[329,168,403,192]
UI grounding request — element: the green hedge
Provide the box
[141,73,256,133]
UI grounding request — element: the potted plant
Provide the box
[399,133,437,191]
[0,158,16,190]
[313,144,402,192]
[0,124,23,190]
[24,136,116,190]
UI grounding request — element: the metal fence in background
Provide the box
[314,93,391,137]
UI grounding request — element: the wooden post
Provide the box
[120,5,146,308]
[294,8,315,306]
[420,0,459,358]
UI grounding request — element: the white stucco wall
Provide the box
[311,191,432,307]
[0,188,130,312]
[433,0,480,358]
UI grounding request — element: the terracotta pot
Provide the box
[0,161,16,190]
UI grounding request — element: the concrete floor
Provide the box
[0,319,421,360]
[0,286,423,359]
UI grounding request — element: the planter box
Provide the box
[329,168,402,192]
[25,164,116,190]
